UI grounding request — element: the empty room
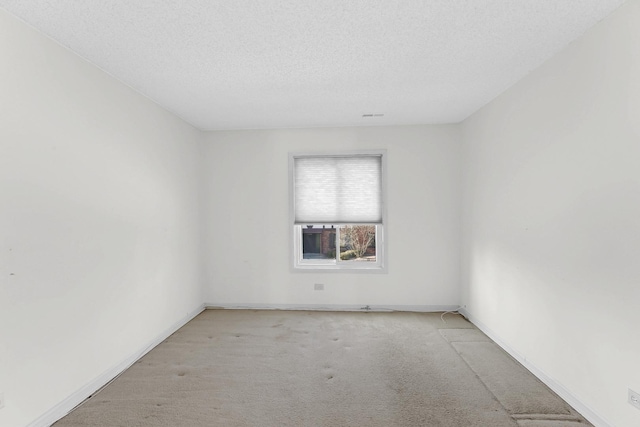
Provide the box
[1,1,638,426]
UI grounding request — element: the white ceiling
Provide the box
[0,1,627,130]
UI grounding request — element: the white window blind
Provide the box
[293,155,382,224]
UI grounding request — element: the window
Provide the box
[290,151,386,271]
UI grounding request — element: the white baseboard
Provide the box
[28,303,206,427]
[205,302,459,312]
[458,307,611,427]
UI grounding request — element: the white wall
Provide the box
[202,126,461,309]
[0,9,203,427]
[460,1,640,426]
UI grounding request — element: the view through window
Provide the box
[301,225,377,263]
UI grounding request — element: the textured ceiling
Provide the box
[0,1,627,130]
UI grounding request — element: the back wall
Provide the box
[201,125,461,309]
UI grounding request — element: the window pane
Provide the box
[338,225,376,262]
[301,225,336,260]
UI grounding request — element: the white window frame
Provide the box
[289,150,387,273]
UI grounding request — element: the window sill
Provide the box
[292,263,387,273]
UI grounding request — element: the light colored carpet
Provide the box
[439,329,589,427]
[54,310,591,426]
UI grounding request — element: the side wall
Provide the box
[0,10,203,427]
[202,125,461,309]
[460,2,640,426]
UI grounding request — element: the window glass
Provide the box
[338,225,376,263]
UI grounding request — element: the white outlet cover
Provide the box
[629,389,640,410]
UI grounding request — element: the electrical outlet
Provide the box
[314,283,324,291]
[0,392,5,410]
[629,389,640,410]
